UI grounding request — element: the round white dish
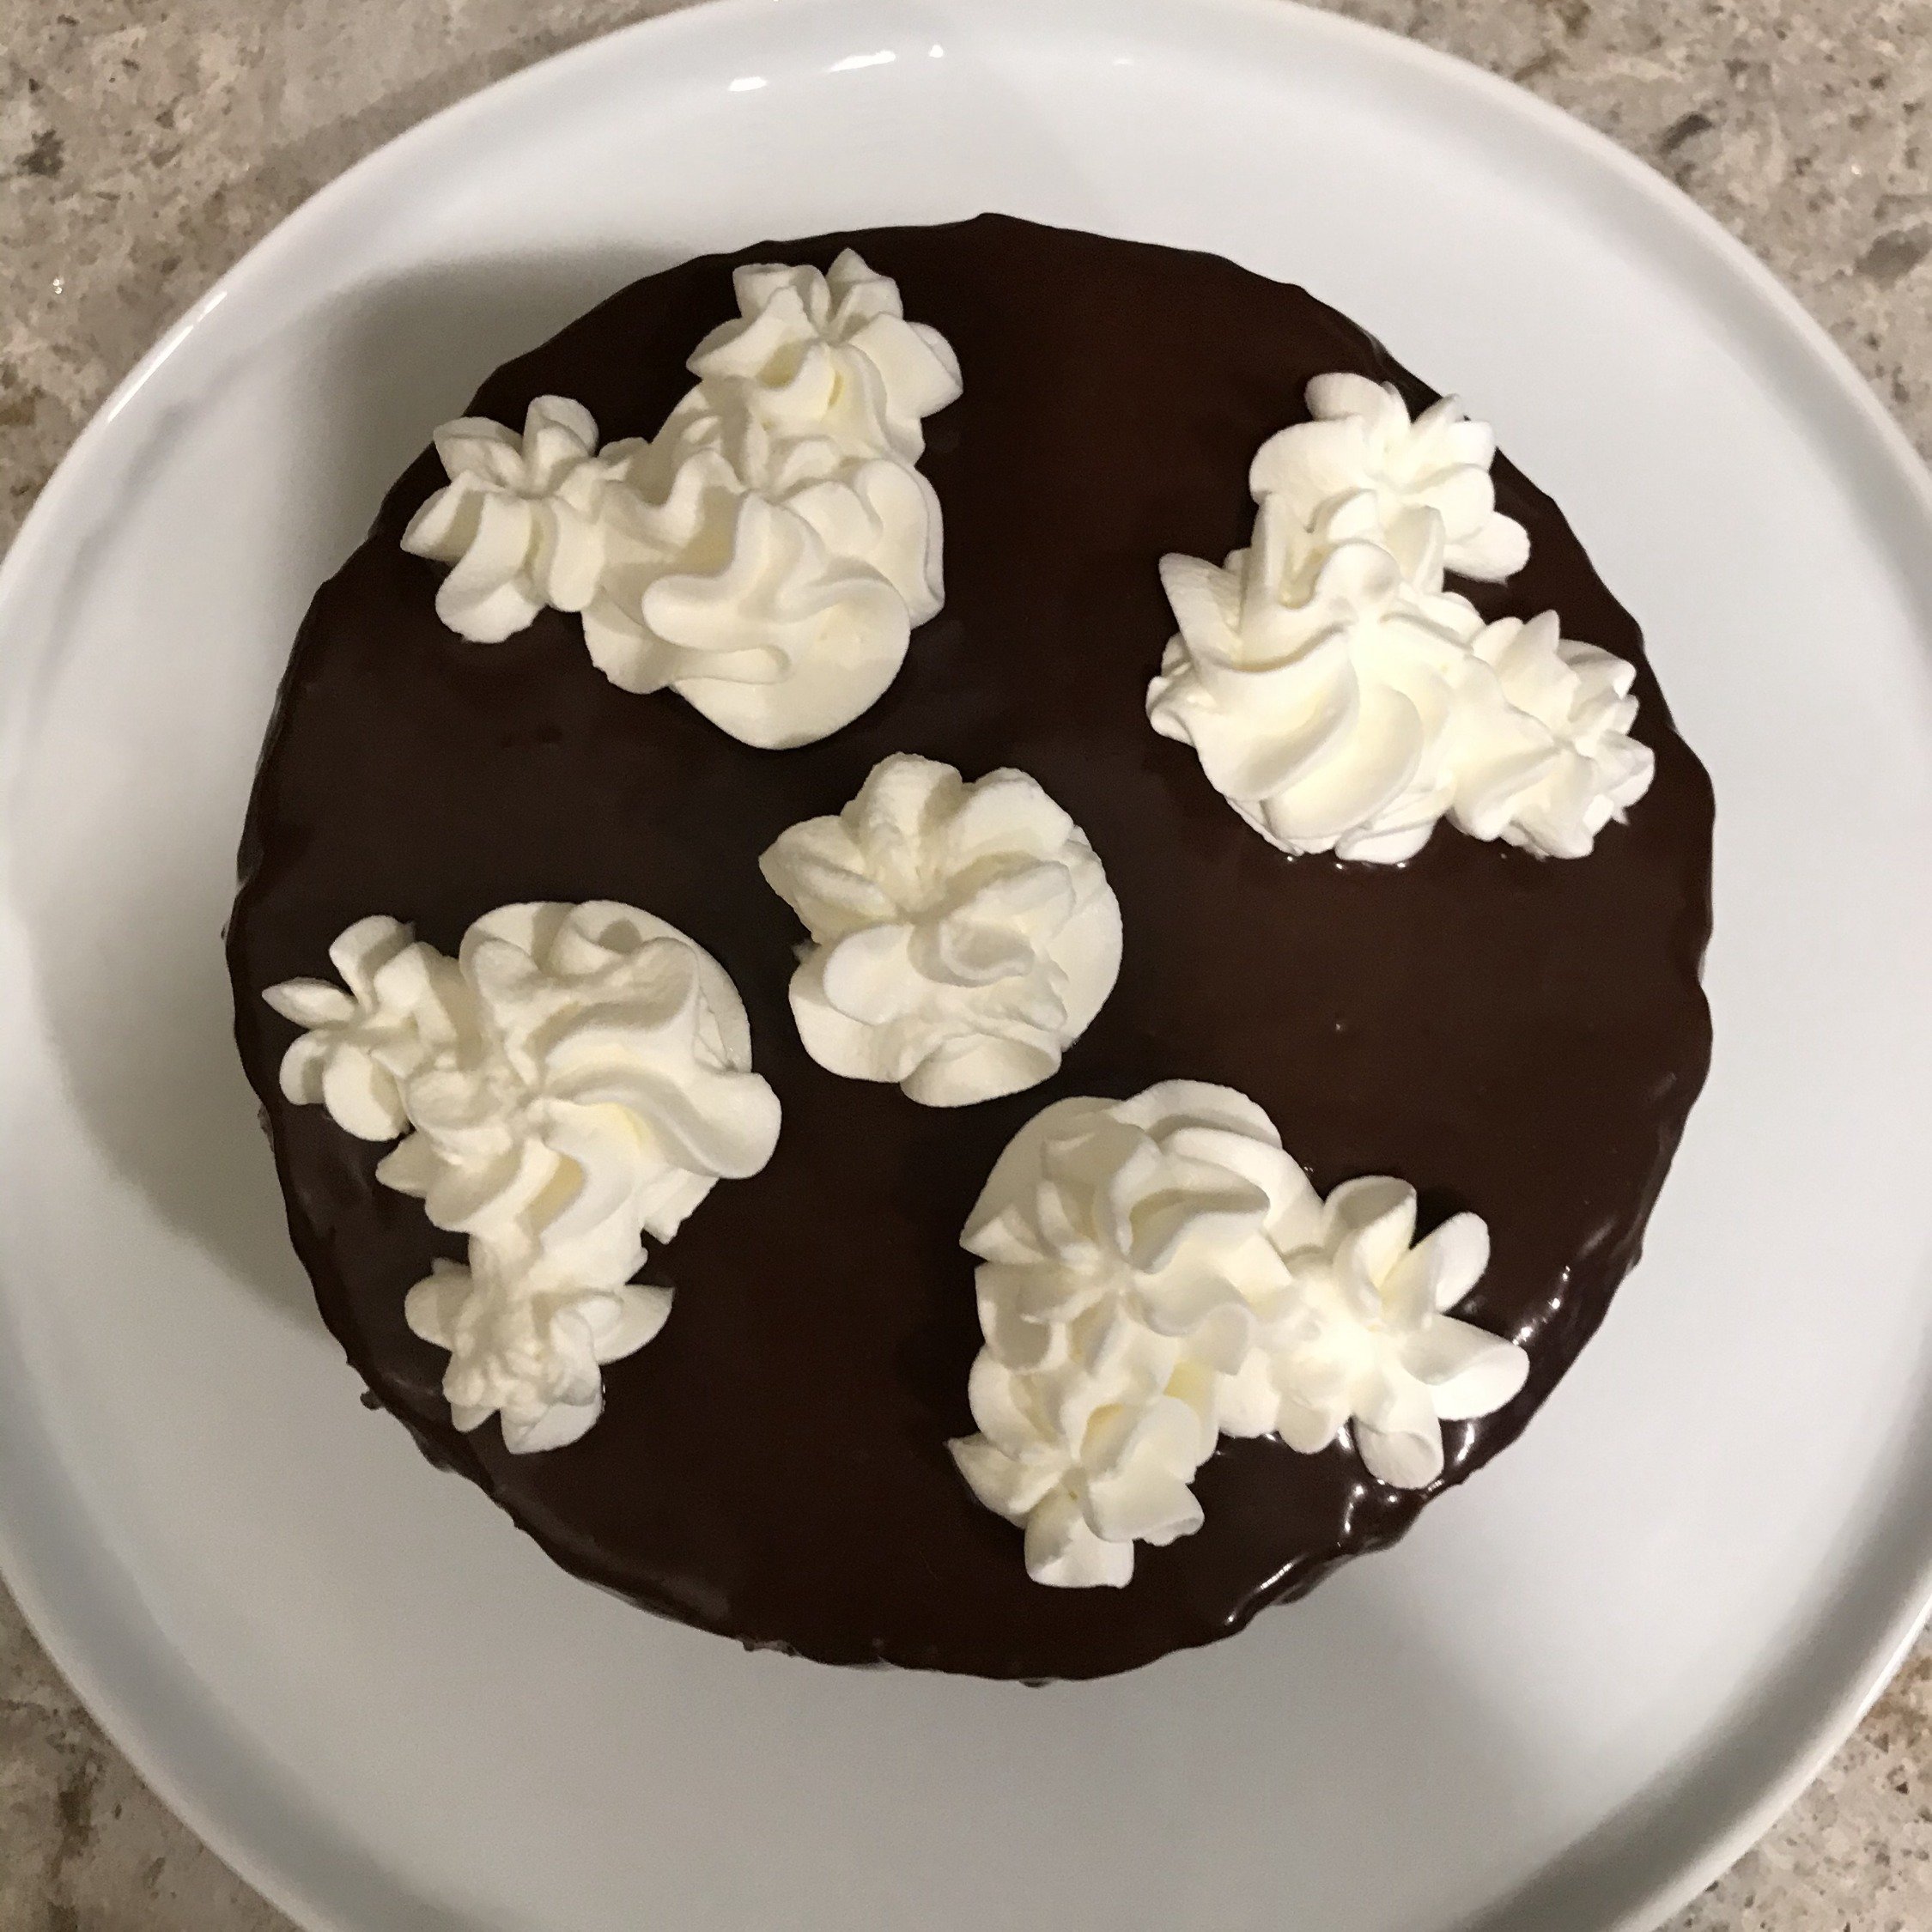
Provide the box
[3,1,1931,1926]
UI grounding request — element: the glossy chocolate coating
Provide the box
[228,216,1713,1680]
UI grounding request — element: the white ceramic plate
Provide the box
[4,2,1931,1927]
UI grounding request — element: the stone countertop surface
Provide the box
[3,0,1930,1925]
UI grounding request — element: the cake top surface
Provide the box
[229,213,1712,1679]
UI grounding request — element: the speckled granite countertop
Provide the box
[3,1,1930,1926]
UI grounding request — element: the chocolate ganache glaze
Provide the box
[228,215,1713,1680]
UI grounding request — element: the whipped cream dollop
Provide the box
[401,398,635,645]
[1218,1177,1529,1491]
[683,255,960,466]
[1458,612,1656,857]
[1249,374,1528,583]
[404,251,961,749]
[265,914,453,1139]
[949,1084,1294,1587]
[1148,374,1654,863]
[404,1252,672,1457]
[948,1082,1528,1585]
[264,902,781,1452]
[759,754,1122,1107]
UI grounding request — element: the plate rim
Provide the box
[3,1,1930,1928]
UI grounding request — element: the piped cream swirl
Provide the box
[404,251,961,749]
[1456,612,1656,858]
[1217,1176,1529,1491]
[949,1082,1528,1586]
[760,754,1122,1107]
[1249,373,1528,583]
[1148,374,1654,863]
[398,398,638,647]
[264,902,781,1452]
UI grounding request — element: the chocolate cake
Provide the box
[227,214,1713,1680]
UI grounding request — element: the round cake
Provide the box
[227,213,1713,1680]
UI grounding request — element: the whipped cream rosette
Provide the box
[760,753,1123,1107]
[264,914,461,1139]
[398,397,639,646]
[1455,611,1658,856]
[1151,374,1654,862]
[1151,492,1498,864]
[404,250,961,748]
[1248,372,1529,583]
[948,1084,1296,1587]
[1215,1178,1529,1491]
[265,902,781,1452]
[682,254,960,466]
